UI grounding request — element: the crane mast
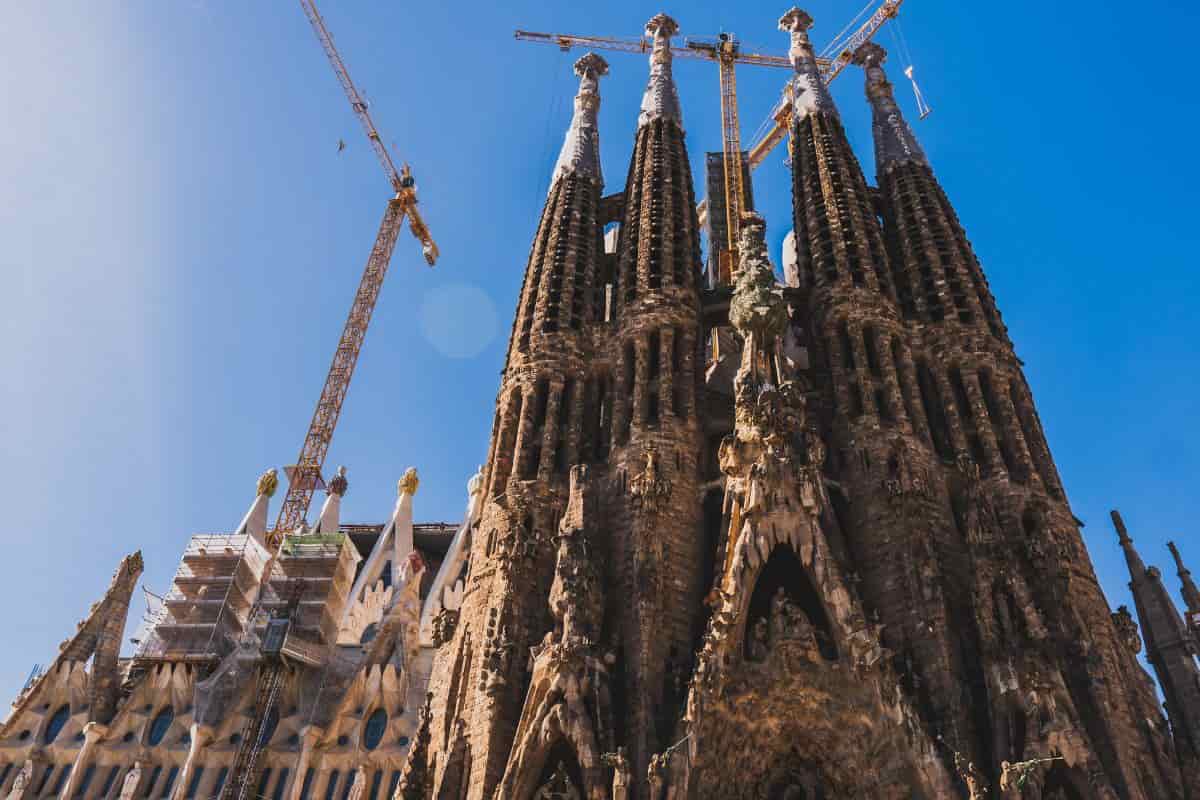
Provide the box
[269,0,440,543]
[218,5,440,797]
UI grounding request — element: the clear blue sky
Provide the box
[2,1,1197,703]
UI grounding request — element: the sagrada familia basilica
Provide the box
[3,8,1198,800]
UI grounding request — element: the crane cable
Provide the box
[819,0,876,58]
[889,18,932,119]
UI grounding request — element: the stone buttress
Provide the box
[1116,513,1200,797]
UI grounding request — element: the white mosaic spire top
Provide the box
[637,13,683,130]
[854,42,928,169]
[779,8,839,121]
[551,53,609,189]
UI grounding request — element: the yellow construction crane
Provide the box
[743,0,905,172]
[518,2,910,283]
[269,0,440,543]
[217,8,441,800]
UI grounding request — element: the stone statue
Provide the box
[533,762,580,800]
[770,587,815,648]
[630,448,672,514]
[256,468,278,498]
[5,760,33,800]
[953,752,986,800]
[748,616,769,661]
[118,763,143,800]
[647,752,669,800]
[602,747,632,800]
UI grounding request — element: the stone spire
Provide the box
[779,8,837,119]
[1168,540,1200,616]
[1112,510,1200,761]
[1113,509,1148,577]
[550,53,608,190]
[234,468,277,547]
[638,13,683,129]
[856,41,1011,342]
[853,42,927,169]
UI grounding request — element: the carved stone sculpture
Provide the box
[5,760,33,800]
[532,763,580,800]
[602,747,631,800]
[1112,606,1142,655]
[630,448,673,514]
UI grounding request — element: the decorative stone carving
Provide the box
[884,438,929,500]
[327,465,348,497]
[398,467,420,497]
[483,625,516,695]
[533,763,580,800]
[646,752,669,800]
[629,449,672,515]
[1112,606,1142,655]
[431,608,459,647]
[952,751,987,800]
[770,588,818,658]
[5,760,33,800]
[256,468,279,498]
[602,747,631,800]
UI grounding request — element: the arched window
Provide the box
[744,547,838,661]
[43,704,70,744]
[147,707,174,746]
[363,709,387,751]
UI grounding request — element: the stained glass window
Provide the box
[362,710,387,751]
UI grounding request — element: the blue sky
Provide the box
[2,0,1197,703]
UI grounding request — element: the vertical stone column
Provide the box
[168,724,212,800]
[537,381,564,479]
[286,727,324,800]
[962,370,1005,476]
[61,722,107,800]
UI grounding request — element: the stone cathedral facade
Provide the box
[4,7,1200,800]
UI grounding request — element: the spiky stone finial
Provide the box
[778,7,814,38]
[853,41,886,68]
[1168,541,1200,615]
[729,213,787,343]
[638,13,683,129]
[853,40,927,169]
[574,52,609,80]
[399,467,420,497]
[550,53,608,189]
[645,13,679,40]
[256,468,279,498]
[779,8,837,120]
